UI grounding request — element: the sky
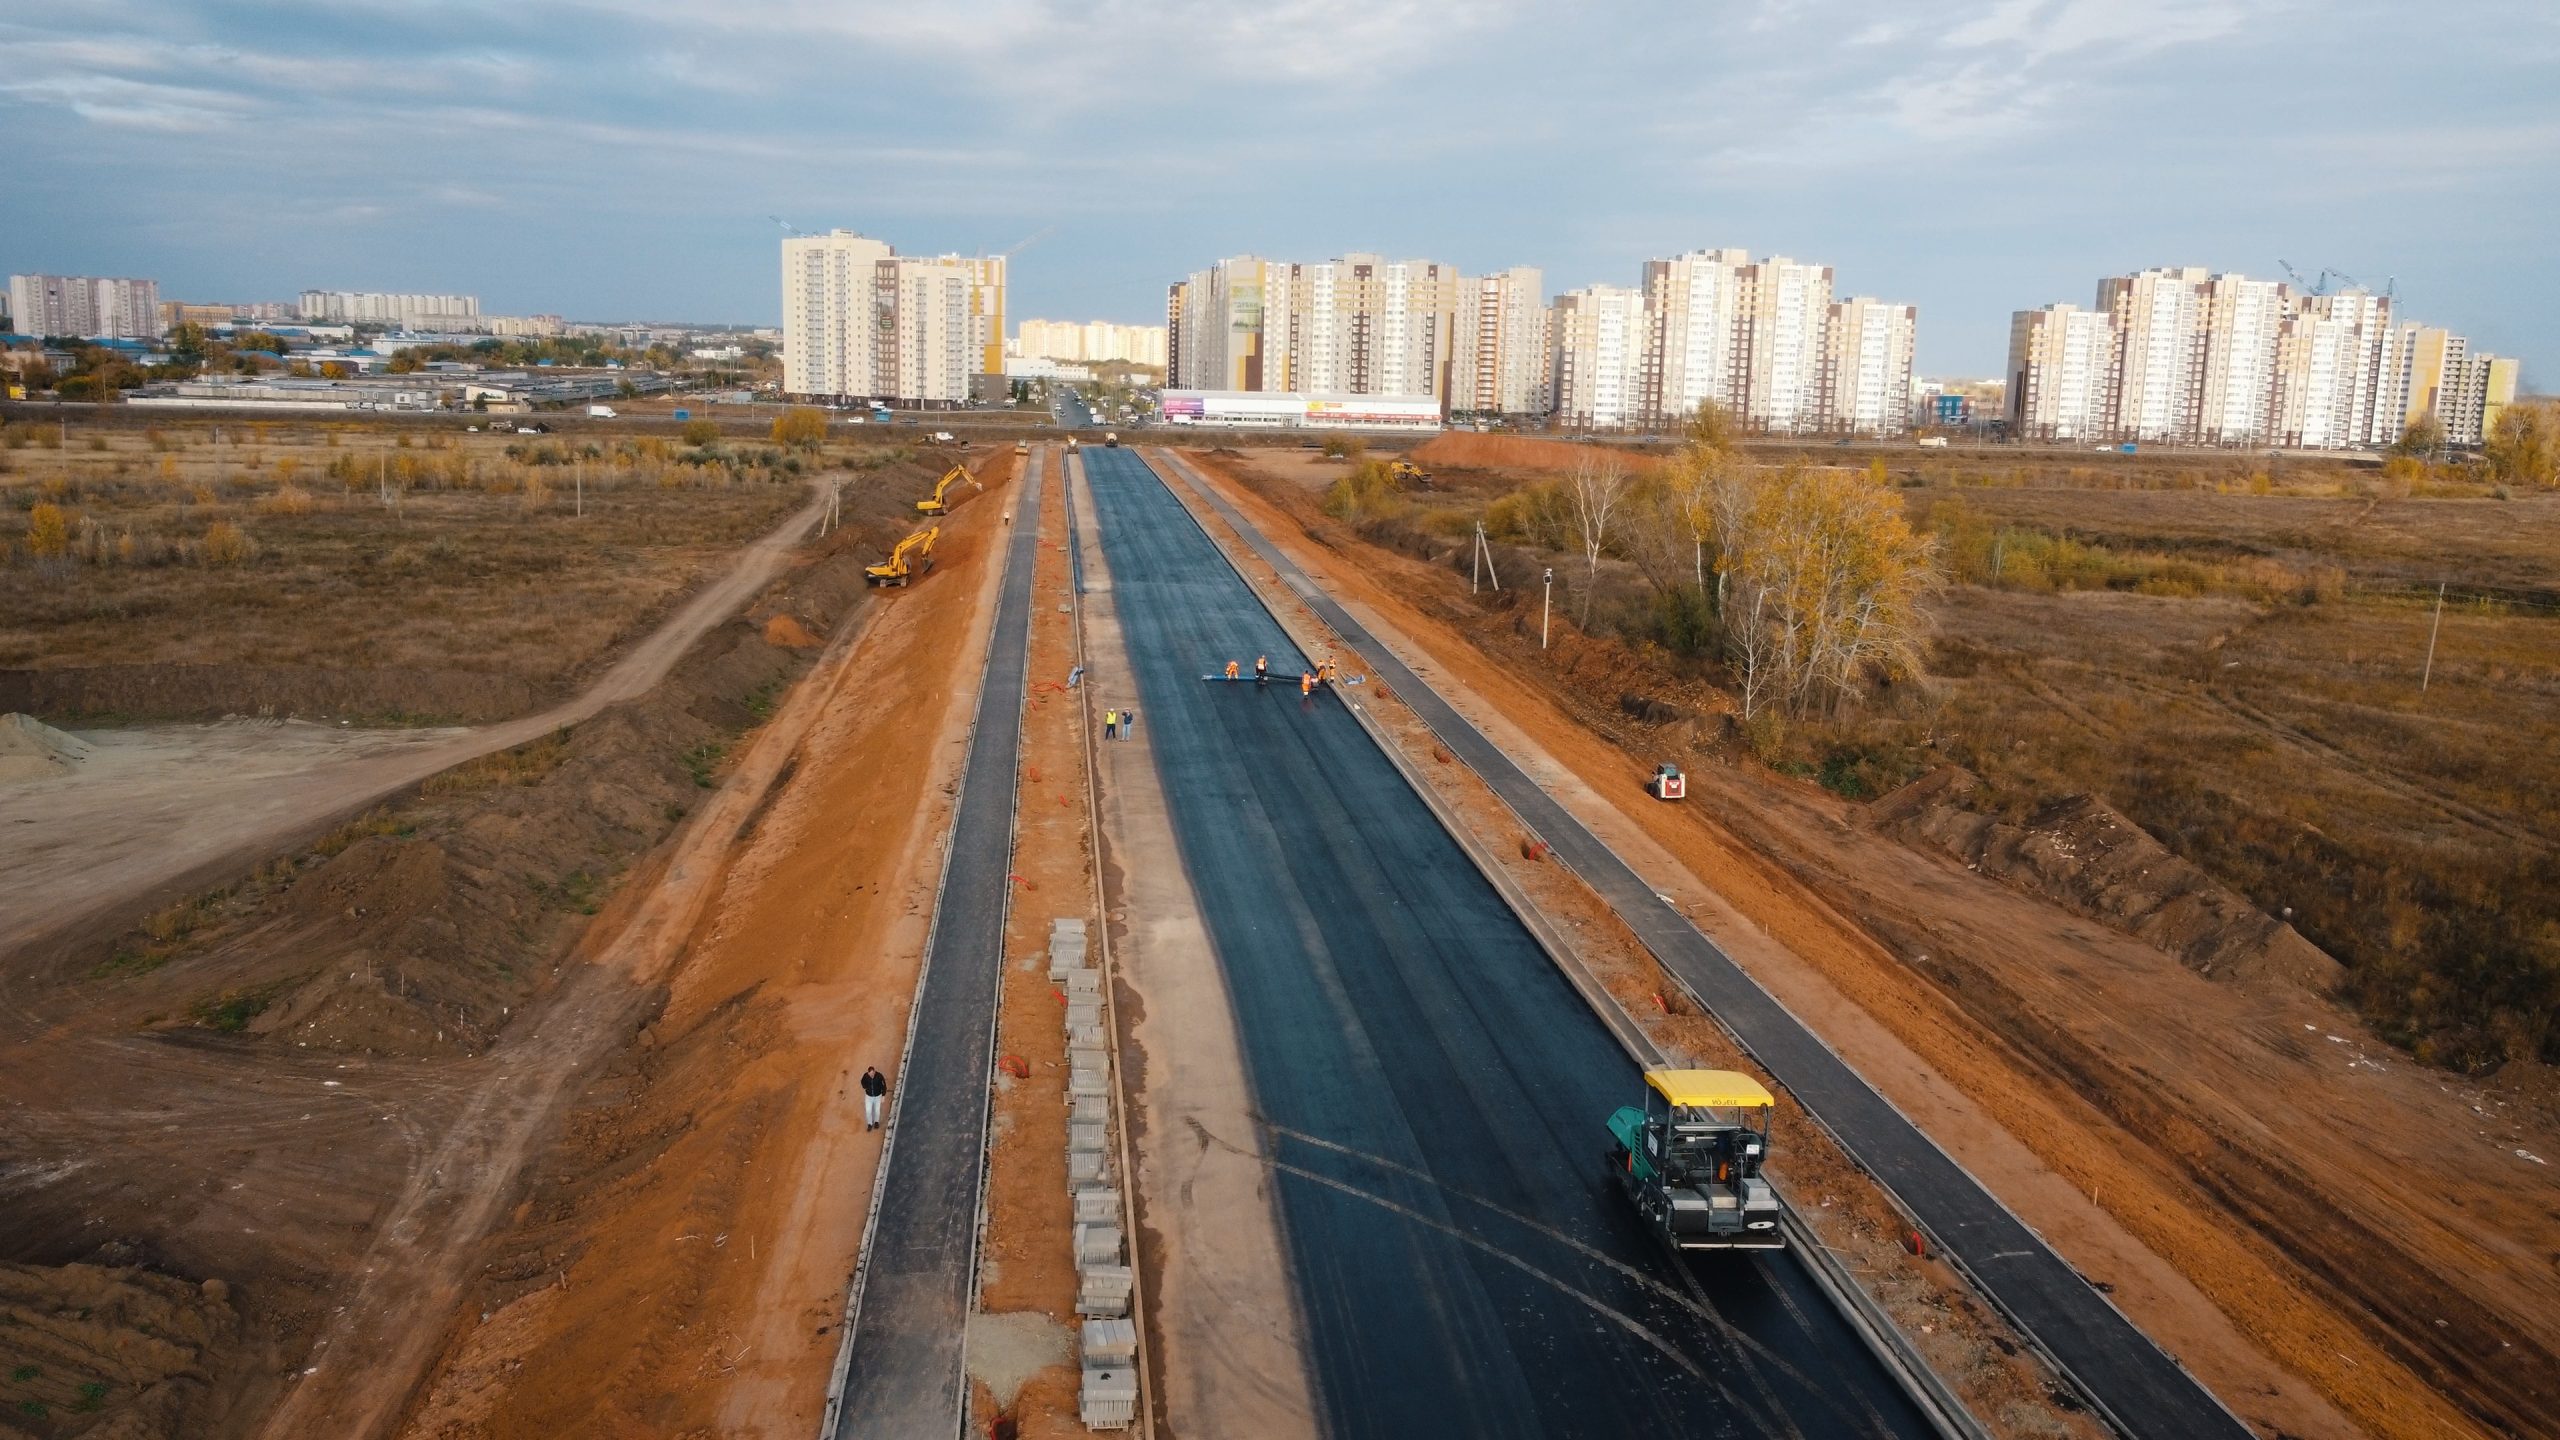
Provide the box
[4,1,2555,381]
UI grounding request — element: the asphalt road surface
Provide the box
[1152,449,2255,1440]
[1082,447,1935,1440]
[828,453,1045,1437]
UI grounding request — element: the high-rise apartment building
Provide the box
[2270,291,2398,450]
[297,290,481,329]
[2012,267,2509,450]
[1735,257,1835,433]
[1165,252,1470,404]
[782,230,895,398]
[780,230,1006,405]
[1549,285,1649,429]
[922,254,1007,381]
[1450,266,1550,416]
[2098,266,2209,442]
[2197,274,2289,446]
[1820,298,1918,436]
[9,274,162,339]
[1641,249,1750,424]
[2006,304,2118,441]
[1012,319,1168,368]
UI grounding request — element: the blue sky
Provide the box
[4,1,2554,380]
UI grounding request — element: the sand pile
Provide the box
[0,711,89,782]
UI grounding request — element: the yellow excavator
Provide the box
[866,526,939,587]
[916,462,983,516]
[1389,459,1434,490]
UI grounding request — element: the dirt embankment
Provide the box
[0,464,943,1439]
[1871,767,2344,992]
[389,456,1020,1439]
[1408,431,1670,476]
[1187,448,2548,1440]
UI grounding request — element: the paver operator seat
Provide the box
[1607,1068,1784,1250]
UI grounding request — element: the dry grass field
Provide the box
[0,413,908,719]
[1275,436,2560,1071]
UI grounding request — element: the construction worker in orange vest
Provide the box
[1300,671,1313,696]
[1224,659,1240,680]
[1255,654,1269,685]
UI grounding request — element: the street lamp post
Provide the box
[1542,568,1553,650]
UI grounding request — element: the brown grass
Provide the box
[0,418,893,682]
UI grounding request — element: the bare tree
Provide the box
[1565,452,1631,627]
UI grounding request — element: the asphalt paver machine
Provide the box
[1607,1068,1784,1250]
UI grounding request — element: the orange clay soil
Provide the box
[968,458,1103,1439]
[394,458,1020,1439]
[1178,448,2508,1440]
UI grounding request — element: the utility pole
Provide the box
[1472,521,1483,593]
[2421,581,2446,694]
[575,459,584,518]
[1542,567,1554,650]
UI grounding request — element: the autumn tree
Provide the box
[1564,452,1631,626]
[386,352,424,375]
[681,418,721,447]
[1717,463,1936,719]
[770,406,826,448]
[2390,415,2443,458]
[2484,401,2558,490]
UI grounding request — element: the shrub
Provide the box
[682,418,721,446]
[259,484,315,515]
[25,501,69,558]
[201,520,252,565]
[770,406,826,447]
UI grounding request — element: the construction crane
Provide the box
[915,463,983,515]
[866,526,939,587]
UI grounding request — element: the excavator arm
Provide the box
[916,463,983,515]
[866,525,940,586]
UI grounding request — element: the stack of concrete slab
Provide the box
[1050,913,1142,1426]
[1080,1319,1140,1428]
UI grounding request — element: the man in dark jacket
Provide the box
[861,1066,888,1130]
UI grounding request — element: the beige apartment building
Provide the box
[1013,318,1167,368]
[1450,266,1550,417]
[1166,252,1468,405]
[1819,297,1918,436]
[2012,266,2510,449]
[780,229,1003,405]
[1549,284,1649,429]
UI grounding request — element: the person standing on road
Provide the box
[1104,708,1119,740]
[861,1066,888,1130]
[1224,660,1240,681]
[1119,705,1135,739]
[1300,671,1314,697]
[1255,654,1270,685]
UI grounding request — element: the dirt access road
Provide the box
[0,481,831,986]
[389,465,1019,1438]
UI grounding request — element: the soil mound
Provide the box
[0,1261,242,1435]
[0,711,89,782]
[762,613,821,648]
[1410,432,1667,476]
[1872,767,2344,992]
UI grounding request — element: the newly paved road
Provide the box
[1151,449,2254,1440]
[827,453,1045,1438]
[1083,447,1933,1440]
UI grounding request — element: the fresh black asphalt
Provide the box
[1083,447,1935,1440]
[1150,448,2254,1440]
[830,451,1044,1438]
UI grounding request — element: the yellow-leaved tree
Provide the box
[770,406,827,448]
[1715,463,1936,719]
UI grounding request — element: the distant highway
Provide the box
[1081,447,1936,1439]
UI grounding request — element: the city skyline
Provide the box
[2,3,2554,384]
